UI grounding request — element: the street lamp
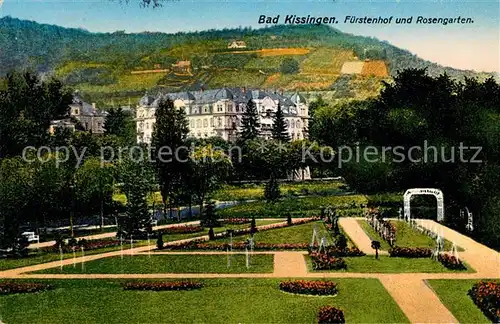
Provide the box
[69,182,75,238]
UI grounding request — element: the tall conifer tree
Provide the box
[271,103,290,142]
[240,99,260,141]
[151,98,190,218]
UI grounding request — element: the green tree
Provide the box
[151,98,190,219]
[104,107,136,144]
[239,99,260,142]
[280,58,299,74]
[118,159,153,239]
[189,145,232,218]
[75,157,115,229]
[271,103,290,142]
[0,157,32,253]
[0,71,72,158]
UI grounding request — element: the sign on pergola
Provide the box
[403,188,444,222]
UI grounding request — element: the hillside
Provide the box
[0,16,494,106]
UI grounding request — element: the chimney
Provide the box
[92,103,96,111]
[280,89,284,96]
[242,87,246,94]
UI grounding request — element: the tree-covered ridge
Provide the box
[1,16,494,78]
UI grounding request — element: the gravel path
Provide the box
[338,217,389,255]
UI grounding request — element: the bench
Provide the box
[21,231,40,243]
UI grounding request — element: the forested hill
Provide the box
[1,16,495,105]
[1,16,491,78]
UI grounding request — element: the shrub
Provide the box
[310,252,347,270]
[437,253,466,270]
[122,281,203,291]
[468,281,500,323]
[334,234,348,250]
[0,282,54,295]
[208,227,215,240]
[317,306,345,324]
[156,232,164,250]
[280,280,338,296]
[250,216,258,235]
[388,247,432,258]
[280,58,300,74]
[264,175,281,202]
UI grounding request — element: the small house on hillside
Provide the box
[228,40,247,49]
[171,60,191,73]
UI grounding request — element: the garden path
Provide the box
[338,218,389,255]
[28,221,200,249]
[28,218,291,249]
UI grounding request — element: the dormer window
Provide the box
[217,104,223,112]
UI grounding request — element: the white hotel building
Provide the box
[135,87,309,143]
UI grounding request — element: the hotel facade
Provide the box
[136,88,309,144]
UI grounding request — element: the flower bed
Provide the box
[280,280,338,296]
[0,282,54,295]
[310,252,347,270]
[437,253,466,270]
[166,240,311,251]
[388,247,432,258]
[160,225,204,234]
[468,281,500,323]
[220,218,251,225]
[317,306,345,324]
[122,281,203,291]
[322,246,366,257]
[42,239,122,254]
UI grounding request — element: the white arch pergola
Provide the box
[403,188,444,222]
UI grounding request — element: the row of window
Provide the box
[140,118,305,131]
[190,117,241,129]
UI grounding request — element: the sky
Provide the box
[1,0,499,72]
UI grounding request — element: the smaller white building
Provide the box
[228,41,247,49]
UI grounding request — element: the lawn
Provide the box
[306,255,475,273]
[218,194,367,218]
[206,221,332,246]
[391,220,462,251]
[357,219,392,250]
[0,278,409,323]
[212,181,346,201]
[0,220,282,272]
[34,254,274,274]
[358,220,461,251]
[0,242,142,272]
[427,279,497,323]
